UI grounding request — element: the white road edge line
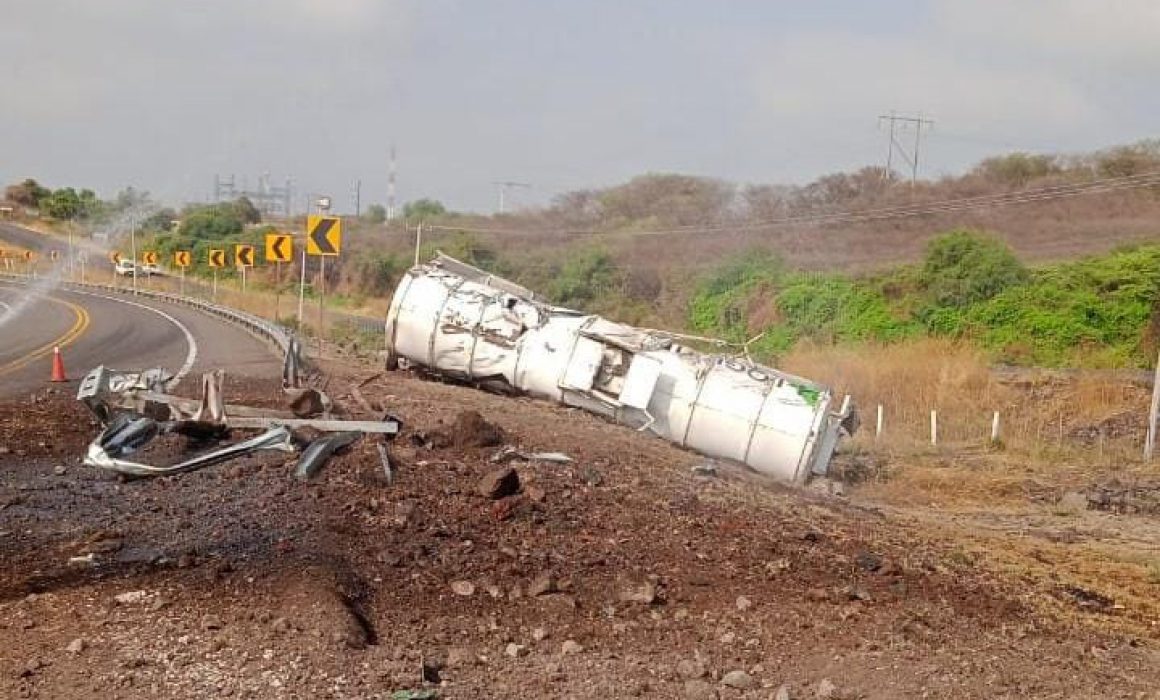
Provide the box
[65,288,199,388]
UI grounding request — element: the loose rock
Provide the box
[721,670,755,689]
[775,684,792,700]
[505,642,527,658]
[528,573,557,597]
[65,638,85,654]
[560,639,584,655]
[113,590,148,605]
[451,580,475,597]
[452,410,505,448]
[736,595,753,611]
[478,467,520,500]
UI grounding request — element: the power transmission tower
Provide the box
[878,111,934,187]
[492,181,531,214]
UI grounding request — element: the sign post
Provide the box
[208,249,225,301]
[109,251,121,289]
[142,251,158,290]
[234,244,255,294]
[265,233,293,322]
[305,215,342,348]
[174,250,191,295]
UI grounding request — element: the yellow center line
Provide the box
[0,295,90,378]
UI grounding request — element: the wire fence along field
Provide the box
[784,339,1153,466]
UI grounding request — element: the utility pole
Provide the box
[387,144,398,221]
[492,181,531,214]
[352,179,362,217]
[129,214,138,295]
[877,112,934,187]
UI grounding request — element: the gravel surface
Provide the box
[1,368,1158,698]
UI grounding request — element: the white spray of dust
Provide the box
[0,201,158,334]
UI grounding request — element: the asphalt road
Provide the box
[0,279,281,396]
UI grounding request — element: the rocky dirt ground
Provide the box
[3,363,1160,699]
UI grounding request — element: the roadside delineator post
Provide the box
[50,346,68,383]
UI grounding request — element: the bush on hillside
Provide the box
[921,230,1028,309]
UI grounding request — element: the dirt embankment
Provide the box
[2,368,1159,699]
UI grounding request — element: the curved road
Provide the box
[0,279,281,396]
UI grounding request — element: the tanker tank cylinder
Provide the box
[384,253,855,484]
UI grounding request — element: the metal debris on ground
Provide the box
[75,363,401,478]
[376,442,393,483]
[691,463,718,477]
[295,431,363,480]
[490,446,574,464]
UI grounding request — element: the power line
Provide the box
[424,170,1160,238]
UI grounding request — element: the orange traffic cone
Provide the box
[50,346,68,383]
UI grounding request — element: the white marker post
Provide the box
[991,411,1001,445]
[930,410,938,446]
[413,221,423,266]
[317,256,326,354]
[1147,348,1160,460]
[297,245,307,329]
[875,404,884,440]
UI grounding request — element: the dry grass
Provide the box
[781,338,1155,508]
[783,338,1148,455]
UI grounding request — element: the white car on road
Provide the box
[114,260,157,277]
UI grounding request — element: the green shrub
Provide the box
[549,248,621,308]
[921,230,1028,308]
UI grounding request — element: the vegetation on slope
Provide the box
[690,231,1160,368]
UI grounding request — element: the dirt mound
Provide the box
[446,409,505,448]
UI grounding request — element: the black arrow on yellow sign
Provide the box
[235,245,255,267]
[208,249,225,268]
[265,233,292,263]
[307,216,341,256]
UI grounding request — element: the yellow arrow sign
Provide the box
[306,215,342,256]
[265,233,293,263]
[208,249,225,268]
[142,251,158,265]
[23,251,34,261]
[235,244,255,268]
[174,250,191,267]
[109,251,121,264]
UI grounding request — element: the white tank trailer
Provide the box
[384,255,856,483]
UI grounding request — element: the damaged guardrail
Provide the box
[385,254,857,484]
[76,362,400,479]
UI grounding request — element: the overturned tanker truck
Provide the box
[384,255,856,483]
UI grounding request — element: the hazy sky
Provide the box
[1,0,1157,213]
